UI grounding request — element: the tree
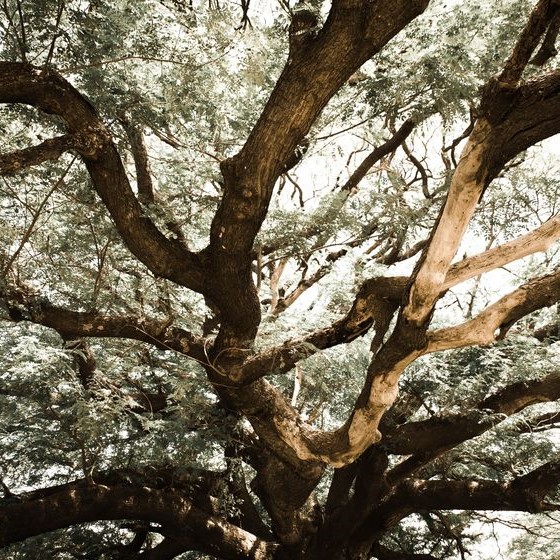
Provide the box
[0,0,560,558]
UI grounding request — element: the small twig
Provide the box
[44,0,65,67]
[1,156,77,278]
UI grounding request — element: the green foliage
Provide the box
[1,0,560,558]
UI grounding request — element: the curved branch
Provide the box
[206,0,429,349]
[1,285,207,364]
[341,119,416,195]
[481,370,560,414]
[235,276,405,384]
[406,60,560,327]
[0,480,278,560]
[239,217,559,384]
[428,269,560,352]
[0,62,205,293]
[384,370,560,461]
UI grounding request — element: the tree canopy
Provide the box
[0,0,560,558]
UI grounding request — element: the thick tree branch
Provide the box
[428,269,560,352]
[406,57,560,328]
[481,370,560,415]
[499,0,560,84]
[236,276,405,384]
[0,134,79,175]
[0,480,278,560]
[0,62,205,292]
[1,285,208,365]
[531,7,560,66]
[385,371,560,457]
[206,1,430,351]
[400,463,560,512]
[351,463,560,550]
[239,218,558,384]
[403,118,495,326]
[253,268,558,468]
[442,215,560,291]
[386,371,560,483]
[383,410,503,457]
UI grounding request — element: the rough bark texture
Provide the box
[1,0,560,559]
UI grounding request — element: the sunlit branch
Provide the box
[427,269,560,352]
[404,118,494,326]
[442,216,560,291]
[241,219,559,382]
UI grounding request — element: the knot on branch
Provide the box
[289,6,320,54]
[73,125,111,159]
[479,76,521,125]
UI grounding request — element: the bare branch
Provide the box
[207,0,429,350]
[0,134,78,175]
[404,119,494,326]
[481,371,560,415]
[531,7,560,66]
[443,216,560,291]
[428,269,560,352]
